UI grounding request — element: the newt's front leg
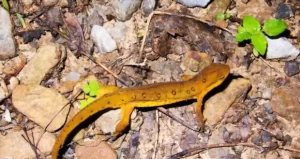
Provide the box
[195,95,205,130]
[112,103,135,136]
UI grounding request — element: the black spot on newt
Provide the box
[157,93,161,98]
[186,90,191,94]
[142,93,146,98]
[131,95,136,100]
[171,90,176,95]
[191,87,195,91]
[202,78,206,83]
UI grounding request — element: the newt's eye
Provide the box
[202,78,206,83]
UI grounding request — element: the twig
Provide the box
[168,142,260,159]
[81,52,128,86]
[157,107,199,132]
[35,90,82,147]
[22,128,40,159]
[279,146,300,153]
[259,57,284,75]
[153,109,159,159]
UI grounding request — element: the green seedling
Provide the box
[80,80,100,109]
[216,12,231,20]
[235,16,287,56]
[16,13,27,29]
[2,0,9,12]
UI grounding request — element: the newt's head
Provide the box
[196,63,230,93]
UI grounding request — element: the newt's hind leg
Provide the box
[112,103,135,137]
[194,95,205,130]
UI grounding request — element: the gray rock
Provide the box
[112,0,142,21]
[106,22,127,42]
[0,7,16,60]
[66,71,81,81]
[266,37,299,61]
[274,4,294,19]
[175,0,211,7]
[284,61,299,76]
[91,25,117,54]
[142,0,156,15]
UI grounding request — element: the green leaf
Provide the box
[89,90,98,97]
[86,97,95,105]
[2,0,9,12]
[83,83,91,94]
[243,16,261,33]
[16,13,27,29]
[80,100,88,109]
[79,98,95,109]
[216,13,225,20]
[236,26,252,42]
[262,19,287,36]
[235,27,252,42]
[251,31,267,55]
[89,80,99,90]
[225,13,231,19]
[253,48,260,57]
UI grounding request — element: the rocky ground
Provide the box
[0,0,300,159]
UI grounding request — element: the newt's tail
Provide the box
[51,97,110,159]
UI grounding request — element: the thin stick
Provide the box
[35,90,82,147]
[22,128,40,159]
[153,109,159,159]
[81,52,128,85]
[157,107,199,132]
[259,57,284,74]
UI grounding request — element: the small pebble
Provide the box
[251,135,262,145]
[142,0,156,15]
[175,0,211,7]
[283,135,292,145]
[261,131,272,143]
[263,103,273,114]
[266,37,299,60]
[91,25,117,54]
[284,61,299,76]
[274,4,295,19]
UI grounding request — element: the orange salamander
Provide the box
[52,63,230,159]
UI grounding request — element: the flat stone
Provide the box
[75,139,117,159]
[270,83,300,122]
[18,44,61,84]
[12,84,71,132]
[266,37,299,61]
[204,78,251,126]
[0,127,55,158]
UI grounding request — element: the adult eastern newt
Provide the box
[51,63,230,159]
